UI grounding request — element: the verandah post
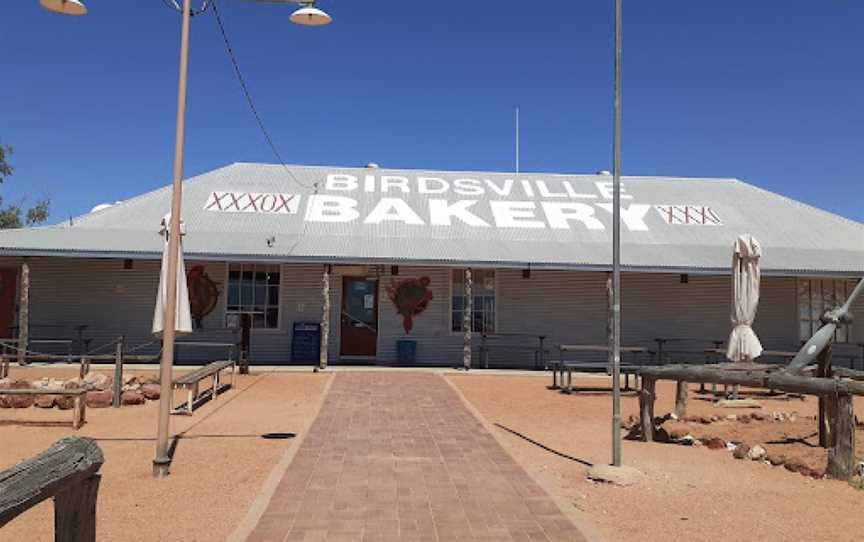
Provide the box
[639,376,656,442]
[318,264,330,371]
[462,268,472,371]
[17,260,29,366]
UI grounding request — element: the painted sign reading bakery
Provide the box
[204,174,722,230]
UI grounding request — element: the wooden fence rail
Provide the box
[636,364,861,480]
[0,437,104,541]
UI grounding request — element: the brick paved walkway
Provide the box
[248,372,587,541]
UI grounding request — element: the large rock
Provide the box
[34,395,56,408]
[747,445,767,461]
[767,453,787,466]
[85,389,113,408]
[64,378,84,390]
[732,444,751,460]
[139,375,160,386]
[83,372,112,391]
[140,383,161,400]
[121,390,145,406]
[704,437,726,450]
[55,395,76,410]
[1,380,34,408]
[55,379,83,410]
[123,375,140,387]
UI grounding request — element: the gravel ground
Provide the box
[0,366,330,542]
[448,373,864,542]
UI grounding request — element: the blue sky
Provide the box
[2,1,862,223]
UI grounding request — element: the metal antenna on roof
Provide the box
[515,107,520,174]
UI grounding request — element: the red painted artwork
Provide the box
[386,277,433,333]
[187,265,219,329]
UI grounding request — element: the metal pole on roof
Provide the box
[610,0,623,467]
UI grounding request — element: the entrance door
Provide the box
[340,277,378,357]
[0,269,17,339]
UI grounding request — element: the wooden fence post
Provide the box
[462,268,472,371]
[817,345,834,447]
[17,261,29,366]
[674,380,688,417]
[54,473,101,542]
[318,265,330,371]
[826,393,856,479]
[639,376,656,442]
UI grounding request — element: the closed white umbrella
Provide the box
[152,216,192,336]
[726,234,763,362]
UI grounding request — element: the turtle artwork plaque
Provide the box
[385,277,433,333]
[187,265,220,329]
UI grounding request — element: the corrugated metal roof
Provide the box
[0,163,861,275]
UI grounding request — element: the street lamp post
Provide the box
[39,0,332,477]
[610,0,623,467]
[153,0,193,477]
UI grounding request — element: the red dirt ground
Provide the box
[0,366,330,542]
[449,374,864,542]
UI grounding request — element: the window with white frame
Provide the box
[452,269,496,332]
[798,278,855,343]
[226,263,280,329]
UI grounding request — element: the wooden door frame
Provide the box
[338,276,379,359]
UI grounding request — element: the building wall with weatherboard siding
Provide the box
[0,256,858,367]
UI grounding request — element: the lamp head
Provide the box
[40,0,87,16]
[290,5,332,26]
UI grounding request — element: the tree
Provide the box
[0,143,50,228]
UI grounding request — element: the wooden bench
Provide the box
[479,333,548,369]
[558,362,643,394]
[552,344,652,391]
[0,388,87,429]
[171,360,236,415]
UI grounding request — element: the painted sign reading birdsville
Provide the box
[203,174,721,231]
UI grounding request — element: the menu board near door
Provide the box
[291,322,321,364]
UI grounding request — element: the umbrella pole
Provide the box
[154,0,192,478]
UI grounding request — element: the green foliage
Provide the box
[0,142,50,229]
[0,144,13,181]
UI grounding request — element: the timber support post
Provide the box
[674,380,688,417]
[239,314,251,375]
[462,268,472,371]
[639,376,656,442]
[17,261,29,366]
[112,336,124,408]
[826,393,856,479]
[817,345,834,447]
[318,264,330,372]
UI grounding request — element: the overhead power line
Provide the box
[210,0,318,193]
